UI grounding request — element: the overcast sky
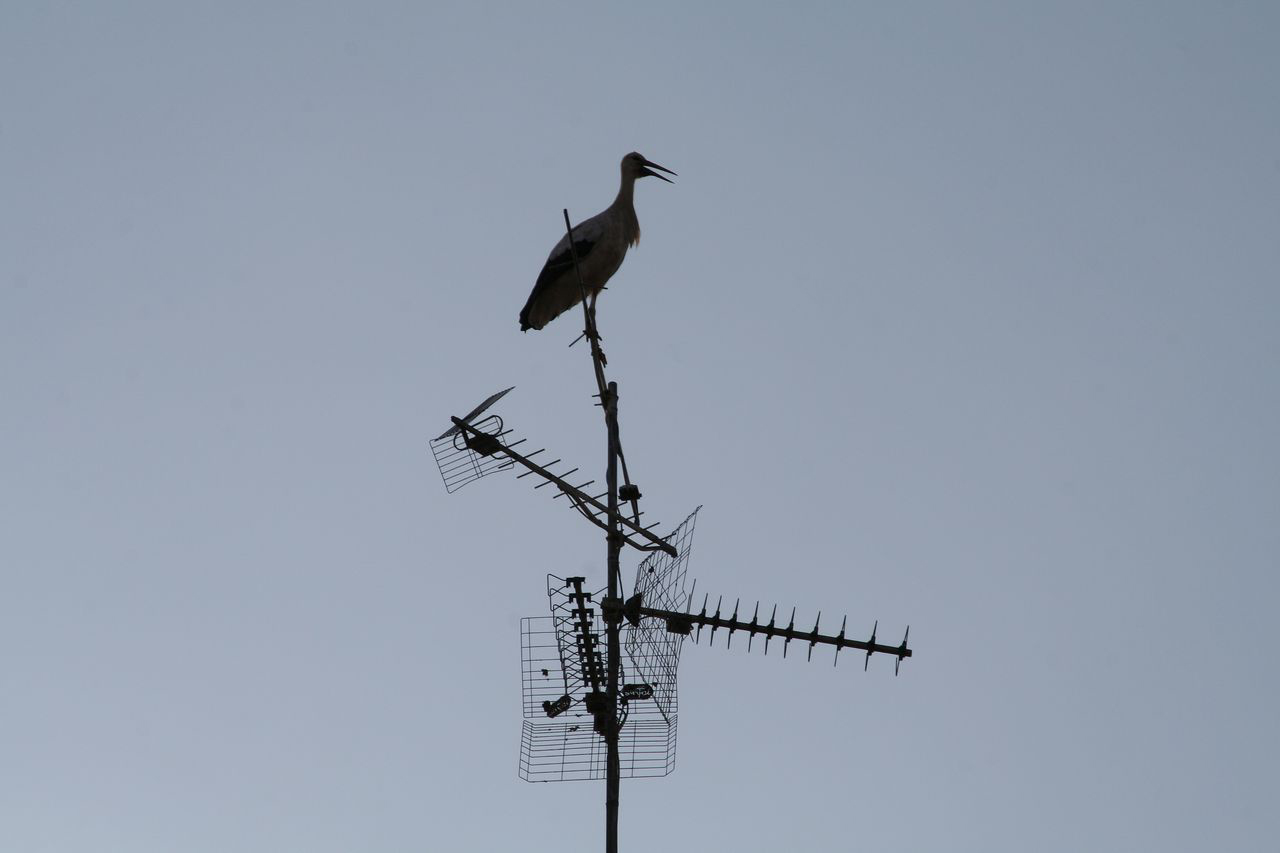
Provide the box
[3,3,1278,851]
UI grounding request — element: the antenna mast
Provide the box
[431,209,914,853]
[564,207,630,853]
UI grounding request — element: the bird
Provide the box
[519,152,675,332]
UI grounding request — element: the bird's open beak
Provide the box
[640,158,677,183]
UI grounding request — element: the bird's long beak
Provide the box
[640,158,677,183]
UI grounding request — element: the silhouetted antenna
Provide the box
[519,575,677,781]
[431,395,675,556]
[621,587,911,672]
[429,385,516,493]
[434,206,915,853]
[623,508,700,723]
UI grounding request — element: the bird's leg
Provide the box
[585,292,607,367]
[586,291,600,336]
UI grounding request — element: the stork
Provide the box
[519,152,675,332]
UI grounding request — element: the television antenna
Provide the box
[432,210,913,852]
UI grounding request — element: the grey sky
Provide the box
[3,3,1277,851]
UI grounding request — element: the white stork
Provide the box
[519,152,675,332]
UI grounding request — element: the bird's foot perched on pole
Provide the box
[567,325,605,356]
[566,337,608,368]
[586,303,607,366]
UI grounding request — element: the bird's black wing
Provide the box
[519,227,599,331]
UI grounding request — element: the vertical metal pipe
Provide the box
[561,209,624,851]
[605,380,621,853]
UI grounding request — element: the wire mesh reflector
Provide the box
[429,414,513,493]
[518,571,682,783]
[520,616,570,718]
[625,507,701,721]
[519,615,677,781]
[519,716,677,783]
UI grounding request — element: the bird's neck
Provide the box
[615,173,639,207]
[612,176,641,246]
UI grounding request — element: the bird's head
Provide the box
[622,151,676,183]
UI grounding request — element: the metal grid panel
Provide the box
[429,414,514,493]
[625,507,701,721]
[519,572,684,783]
[518,716,677,782]
[520,617,571,718]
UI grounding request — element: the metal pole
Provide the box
[605,380,621,853]
[558,210,626,851]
